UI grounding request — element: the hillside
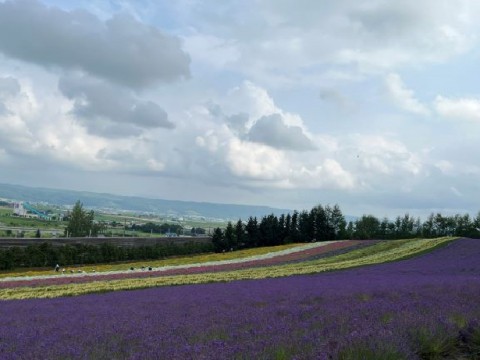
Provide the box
[0,183,291,220]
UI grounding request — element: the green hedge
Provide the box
[0,241,214,270]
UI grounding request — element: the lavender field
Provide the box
[1,238,479,359]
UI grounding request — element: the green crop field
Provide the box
[0,204,225,238]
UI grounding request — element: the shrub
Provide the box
[411,326,458,359]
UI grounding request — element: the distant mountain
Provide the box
[0,183,292,220]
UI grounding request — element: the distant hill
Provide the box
[0,183,292,220]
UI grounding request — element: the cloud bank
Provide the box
[1,0,480,217]
[0,0,190,88]
[59,75,174,138]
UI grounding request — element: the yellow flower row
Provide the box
[0,237,455,300]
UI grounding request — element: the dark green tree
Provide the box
[379,217,390,239]
[212,227,226,252]
[327,204,347,240]
[400,213,415,238]
[345,221,354,239]
[354,215,380,239]
[224,222,237,250]
[284,213,292,243]
[245,216,259,248]
[235,220,245,248]
[65,201,97,237]
[278,214,286,244]
[189,227,206,236]
[311,205,333,241]
[289,211,299,242]
[298,210,311,242]
[259,214,279,246]
[422,213,435,238]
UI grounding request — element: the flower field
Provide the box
[0,238,451,299]
[0,240,365,290]
[1,237,479,359]
[0,241,312,279]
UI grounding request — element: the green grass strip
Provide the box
[0,237,456,300]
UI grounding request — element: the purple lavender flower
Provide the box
[0,238,479,359]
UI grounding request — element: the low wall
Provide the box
[0,236,212,248]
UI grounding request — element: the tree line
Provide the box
[212,204,347,252]
[129,222,183,235]
[5,200,479,269]
[353,212,480,239]
[0,241,213,270]
[212,204,480,252]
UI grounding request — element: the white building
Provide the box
[13,202,28,217]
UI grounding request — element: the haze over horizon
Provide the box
[1,0,479,219]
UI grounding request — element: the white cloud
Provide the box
[194,83,356,190]
[385,73,430,116]
[207,81,317,152]
[226,138,289,182]
[247,114,316,151]
[2,1,480,217]
[223,138,356,190]
[146,158,166,172]
[181,0,480,87]
[0,72,166,174]
[222,81,278,125]
[58,74,174,138]
[293,159,355,190]
[0,0,190,88]
[352,135,423,177]
[434,95,480,122]
[0,104,107,171]
[195,129,223,153]
[222,81,309,131]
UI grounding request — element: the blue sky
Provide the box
[1,0,480,218]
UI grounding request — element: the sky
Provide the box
[0,0,480,219]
